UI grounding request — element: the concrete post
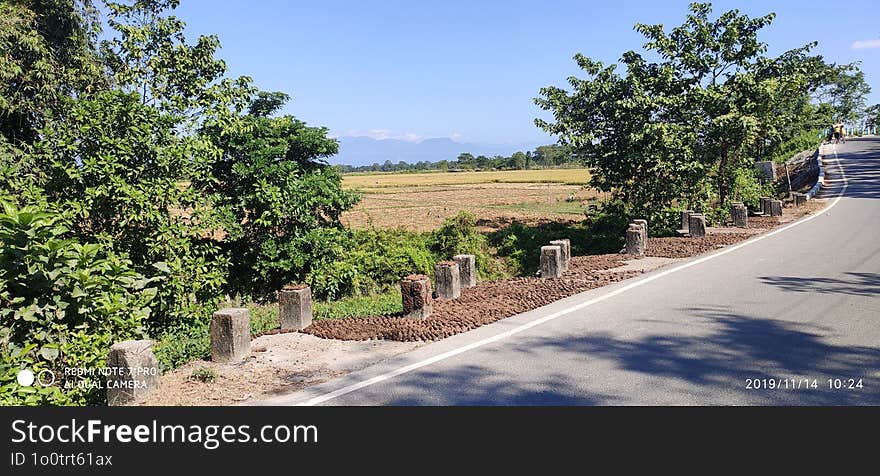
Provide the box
[625,224,645,256]
[548,239,571,271]
[279,284,313,331]
[453,254,476,288]
[434,261,461,299]
[730,202,748,228]
[540,245,563,278]
[106,340,159,406]
[688,214,707,237]
[633,219,648,244]
[770,199,783,217]
[210,308,251,363]
[760,197,771,216]
[680,210,693,232]
[400,274,432,320]
[794,193,807,207]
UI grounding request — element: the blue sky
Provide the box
[170,0,880,146]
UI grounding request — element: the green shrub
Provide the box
[428,212,508,279]
[313,291,402,320]
[769,129,821,164]
[306,228,434,299]
[189,367,216,383]
[153,321,210,371]
[35,91,229,331]
[0,202,156,404]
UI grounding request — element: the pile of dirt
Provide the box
[303,254,640,341]
[645,234,754,258]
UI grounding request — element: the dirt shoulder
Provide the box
[140,199,826,406]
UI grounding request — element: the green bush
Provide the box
[428,211,508,279]
[306,228,434,299]
[35,91,229,331]
[207,93,361,300]
[0,202,156,404]
[769,129,821,164]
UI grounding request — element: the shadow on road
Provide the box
[820,137,880,200]
[510,306,880,405]
[758,272,880,297]
[383,363,620,405]
[373,305,878,405]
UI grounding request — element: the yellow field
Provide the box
[343,168,591,193]
[340,168,602,232]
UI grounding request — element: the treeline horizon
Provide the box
[334,144,579,173]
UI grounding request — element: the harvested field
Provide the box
[343,168,591,191]
[342,181,602,232]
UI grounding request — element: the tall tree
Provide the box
[0,0,106,146]
[817,67,872,124]
[536,2,831,218]
[204,92,359,297]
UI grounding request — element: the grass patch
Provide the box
[314,291,402,320]
[484,201,591,216]
[189,367,217,383]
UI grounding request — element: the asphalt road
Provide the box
[260,137,880,405]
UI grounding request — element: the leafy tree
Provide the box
[0,0,106,146]
[816,66,872,124]
[536,2,832,219]
[35,90,229,328]
[101,0,253,126]
[457,152,475,169]
[205,92,360,297]
[510,151,527,169]
[866,104,880,130]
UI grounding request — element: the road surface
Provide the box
[260,137,880,405]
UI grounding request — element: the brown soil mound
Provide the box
[646,234,754,258]
[303,254,638,342]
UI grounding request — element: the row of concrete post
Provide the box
[759,197,783,217]
[107,254,483,404]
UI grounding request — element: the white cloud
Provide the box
[368,128,392,140]
[398,133,423,142]
[340,128,425,142]
[852,38,880,49]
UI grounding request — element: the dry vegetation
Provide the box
[341,169,604,232]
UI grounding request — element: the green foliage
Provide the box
[0,0,106,146]
[35,90,228,329]
[428,212,508,280]
[536,2,834,212]
[816,67,872,124]
[0,202,155,404]
[729,168,775,211]
[768,129,822,164]
[189,367,216,383]
[306,228,434,300]
[314,291,402,320]
[102,0,253,124]
[153,321,209,370]
[206,92,360,298]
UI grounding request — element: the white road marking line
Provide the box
[296,148,850,406]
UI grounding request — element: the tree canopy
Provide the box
[536,2,844,220]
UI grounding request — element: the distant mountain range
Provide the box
[329,136,545,166]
